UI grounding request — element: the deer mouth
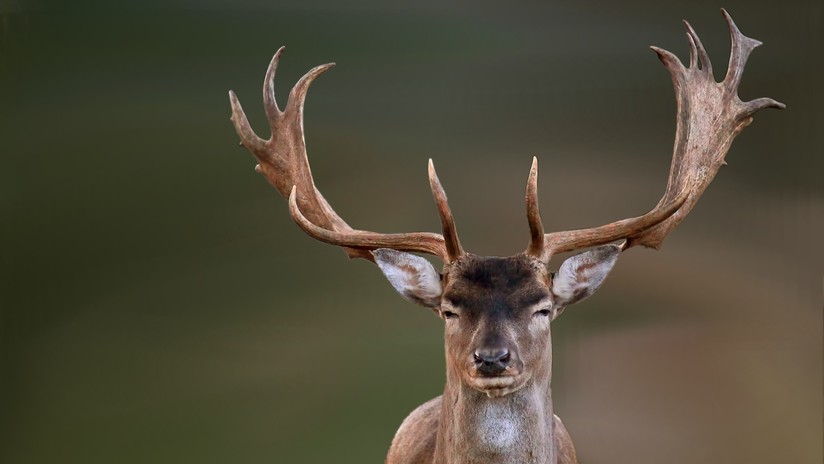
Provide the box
[468,373,527,398]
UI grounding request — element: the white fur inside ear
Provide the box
[373,249,442,308]
[552,244,620,307]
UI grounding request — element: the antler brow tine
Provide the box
[525,157,545,258]
[428,159,465,262]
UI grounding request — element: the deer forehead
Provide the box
[443,255,552,316]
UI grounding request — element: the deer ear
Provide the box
[373,249,443,308]
[552,244,621,310]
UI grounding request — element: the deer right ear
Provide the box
[374,249,443,309]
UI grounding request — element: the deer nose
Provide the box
[473,348,511,376]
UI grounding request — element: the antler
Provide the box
[525,9,784,262]
[228,47,465,263]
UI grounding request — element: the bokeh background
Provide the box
[1,1,821,463]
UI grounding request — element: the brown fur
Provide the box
[387,396,578,464]
[385,254,586,464]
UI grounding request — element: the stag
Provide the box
[228,10,782,464]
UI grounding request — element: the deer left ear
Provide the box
[551,244,621,310]
[373,249,443,309]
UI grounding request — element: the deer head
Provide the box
[228,9,782,462]
[372,242,622,398]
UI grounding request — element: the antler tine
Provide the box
[263,47,284,123]
[722,9,760,90]
[229,91,266,154]
[428,159,465,262]
[684,20,712,76]
[230,49,456,263]
[533,10,783,262]
[721,9,786,116]
[525,157,545,258]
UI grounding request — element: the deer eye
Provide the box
[442,310,459,320]
[534,308,552,317]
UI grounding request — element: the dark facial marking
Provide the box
[444,255,549,317]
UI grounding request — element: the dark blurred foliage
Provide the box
[1,1,821,463]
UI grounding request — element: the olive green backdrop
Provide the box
[1,1,821,463]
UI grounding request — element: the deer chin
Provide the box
[467,373,528,398]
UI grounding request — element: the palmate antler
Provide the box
[229,10,783,267]
[524,9,784,262]
[228,48,464,263]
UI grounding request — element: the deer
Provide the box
[228,10,783,464]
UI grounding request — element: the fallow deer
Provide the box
[228,10,783,464]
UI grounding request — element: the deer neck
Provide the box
[434,349,556,464]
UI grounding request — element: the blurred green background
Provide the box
[1,1,821,463]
